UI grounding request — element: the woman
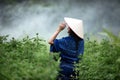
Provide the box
[48,17,84,80]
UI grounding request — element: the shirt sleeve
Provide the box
[50,39,63,52]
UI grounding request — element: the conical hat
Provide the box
[64,17,84,39]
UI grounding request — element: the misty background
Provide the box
[0,0,120,40]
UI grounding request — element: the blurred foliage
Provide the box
[79,30,120,80]
[0,30,120,80]
[0,33,59,80]
[0,0,24,4]
[79,39,120,80]
[0,0,53,6]
[102,28,120,45]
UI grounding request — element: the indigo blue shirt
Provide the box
[50,36,84,65]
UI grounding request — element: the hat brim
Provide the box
[64,17,84,39]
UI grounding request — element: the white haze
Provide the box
[0,0,120,40]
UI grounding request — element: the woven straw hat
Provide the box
[64,17,84,39]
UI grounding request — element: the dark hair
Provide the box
[69,28,82,50]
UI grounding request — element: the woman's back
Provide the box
[50,36,84,64]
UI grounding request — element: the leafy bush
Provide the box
[0,29,120,80]
[0,34,59,80]
[79,29,120,80]
[79,39,120,80]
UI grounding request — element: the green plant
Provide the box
[79,30,120,80]
[0,34,59,80]
[0,29,120,80]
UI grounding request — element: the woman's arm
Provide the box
[48,22,66,44]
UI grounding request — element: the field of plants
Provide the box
[0,30,120,80]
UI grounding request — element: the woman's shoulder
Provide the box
[61,36,74,40]
[56,36,74,45]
